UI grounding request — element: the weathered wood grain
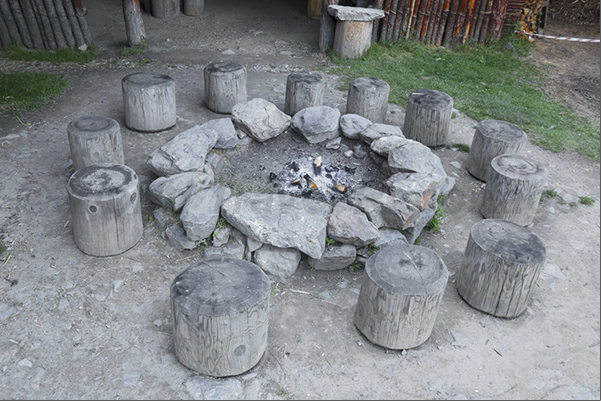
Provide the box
[354,244,448,349]
[122,72,176,132]
[457,219,546,318]
[171,258,271,377]
[67,163,143,256]
[346,77,390,123]
[68,115,124,171]
[403,89,453,147]
[284,71,325,116]
[204,62,247,114]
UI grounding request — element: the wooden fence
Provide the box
[0,0,92,50]
[371,0,518,45]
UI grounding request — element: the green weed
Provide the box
[540,189,558,203]
[579,196,595,206]
[348,259,362,274]
[121,41,150,57]
[427,195,447,234]
[447,143,470,152]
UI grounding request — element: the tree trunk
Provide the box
[122,72,177,132]
[204,62,248,114]
[480,154,548,226]
[171,258,271,377]
[319,0,339,51]
[67,163,143,257]
[72,0,92,44]
[457,219,546,318]
[30,0,57,49]
[122,0,146,46]
[284,71,325,116]
[20,0,44,48]
[489,0,509,40]
[371,0,384,43]
[354,244,448,349]
[465,119,528,182]
[62,0,85,48]
[403,89,453,147]
[67,115,125,172]
[0,0,24,46]
[9,0,33,47]
[442,0,460,45]
[42,0,68,48]
[52,0,76,47]
[346,77,390,124]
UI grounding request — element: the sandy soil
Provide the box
[0,1,599,399]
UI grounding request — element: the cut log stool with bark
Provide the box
[150,0,179,18]
[122,72,176,132]
[183,0,204,15]
[403,89,454,147]
[170,258,271,377]
[67,163,143,256]
[346,76,390,124]
[67,115,124,172]
[480,153,548,226]
[327,5,385,59]
[465,119,528,182]
[204,62,248,114]
[457,219,546,318]
[354,244,449,350]
[284,71,325,116]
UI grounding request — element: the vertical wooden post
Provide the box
[122,0,146,46]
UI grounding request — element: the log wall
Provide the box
[370,0,533,45]
[0,0,91,49]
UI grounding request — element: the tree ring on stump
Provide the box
[492,154,547,181]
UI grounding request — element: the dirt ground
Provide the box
[0,0,599,399]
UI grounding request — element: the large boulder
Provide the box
[327,202,379,247]
[221,193,332,259]
[291,106,341,144]
[231,98,291,142]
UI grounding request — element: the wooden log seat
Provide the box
[67,115,124,172]
[457,219,546,318]
[150,0,179,19]
[204,61,248,114]
[480,153,548,226]
[182,0,204,16]
[121,72,176,132]
[284,71,325,116]
[171,258,271,377]
[67,163,143,256]
[465,119,528,182]
[403,89,454,147]
[354,244,449,350]
[346,76,390,124]
[327,5,385,59]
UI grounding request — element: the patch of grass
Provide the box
[447,143,470,152]
[326,237,335,246]
[121,41,150,57]
[579,196,595,206]
[427,195,447,234]
[540,189,558,203]
[0,242,6,255]
[328,35,600,160]
[1,44,98,64]
[0,71,70,116]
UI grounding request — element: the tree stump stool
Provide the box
[183,0,204,15]
[67,115,124,172]
[204,62,248,114]
[170,258,271,377]
[67,163,143,256]
[480,154,548,226]
[346,77,390,124]
[354,244,448,350]
[122,72,176,132]
[403,89,453,147]
[465,119,528,182]
[150,0,179,18]
[457,219,546,318]
[284,71,325,116]
[327,5,385,59]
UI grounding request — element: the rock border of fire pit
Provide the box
[144,95,455,279]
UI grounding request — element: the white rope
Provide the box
[519,30,600,43]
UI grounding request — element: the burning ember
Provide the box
[269,155,361,202]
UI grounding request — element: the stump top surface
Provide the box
[350,77,390,91]
[205,62,246,74]
[408,89,453,109]
[365,244,448,295]
[471,219,546,264]
[477,120,527,142]
[170,258,271,316]
[68,115,119,136]
[287,71,324,85]
[491,154,549,181]
[68,163,137,199]
[122,72,174,87]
